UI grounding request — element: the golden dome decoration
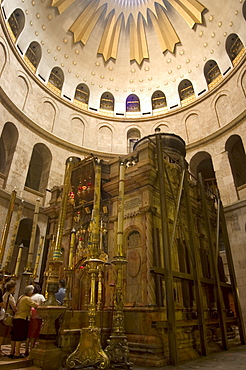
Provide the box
[51,0,206,64]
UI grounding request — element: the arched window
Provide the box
[25,143,52,194]
[127,128,141,153]
[226,33,245,66]
[0,122,19,188]
[100,92,114,112]
[8,8,25,41]
[151,90,167,111]
[178,79,195,107]
[24,41,42,72]
[74,83,89,106]
[126,94,140,112]
[204,60,223,90]
[47,67,64,95]
[189,151,218,194]
[225,135,246,188]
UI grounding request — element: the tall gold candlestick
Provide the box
[33,236,44,279]
[26,198,40,272]
[4,199,24,273]
[105,161,131,368]
[53,157,76,260]
[0,189,17,270]
[13,243,23,277]
[45,157,79,306]
[66,159,110,370]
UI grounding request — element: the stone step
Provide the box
[0,358,37,370]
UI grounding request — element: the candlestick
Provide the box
[4,199,24,273]
[0,189,17,270]
[13,243,23,277]
[26,198,40,272]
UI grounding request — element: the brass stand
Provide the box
[66,258,109,369]
[105,256,132,369]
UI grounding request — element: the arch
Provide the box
[48,66,64,94]
[74,83,89,105]
[226,33,245,65]
[98,126,112,152]
[125,228,142,305]
[204,60,223,90]
[151,90,167,110]
[214,93,232,127]
[185,113,200,143]
[178,79,195,106]
[25,143,52,194]
[8,8,25,41]
[126,94,140,112]
[225,135,246,188]
[71,117,85,146]
[242,70,246,99]
[0,42,7,77]
[24,41,42,71]
[0,122,19,188]
[189,151,218,194]
[100,92,114,111]
[127,128,141,153]
[17,75,29,110]
[41,101,56,132]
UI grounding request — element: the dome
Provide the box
[1,0,245,119]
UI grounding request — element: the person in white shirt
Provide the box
[25,284,45,356]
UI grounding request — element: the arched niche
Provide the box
[41,101,56,132]
[25,143,52,194]
[226,33,245,66]
[74,83,89,105]
[127,128,141,153]
[17,75,29,110]
[185,113,200,143]
[215,94,232,127]
[71,117,85,146]
[8,8,25,41]
[225,135,246,189]
[0,42,7,77]
[48,66,64,95]
[24,41,42,72]
[126,94,140,112]
[152,90,167,110]
[98,126,112,152]
[178,79,195,106]
[0,122,19,188]
[204,60,222,90]
[100,92,114,111]
[125,229,142,305]
[189,151,218,194]
[242,70,246,99]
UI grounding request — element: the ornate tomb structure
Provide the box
[43,131,245,368]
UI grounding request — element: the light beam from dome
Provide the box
[51,0,206,64]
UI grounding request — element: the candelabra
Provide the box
[66,159,110,370]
